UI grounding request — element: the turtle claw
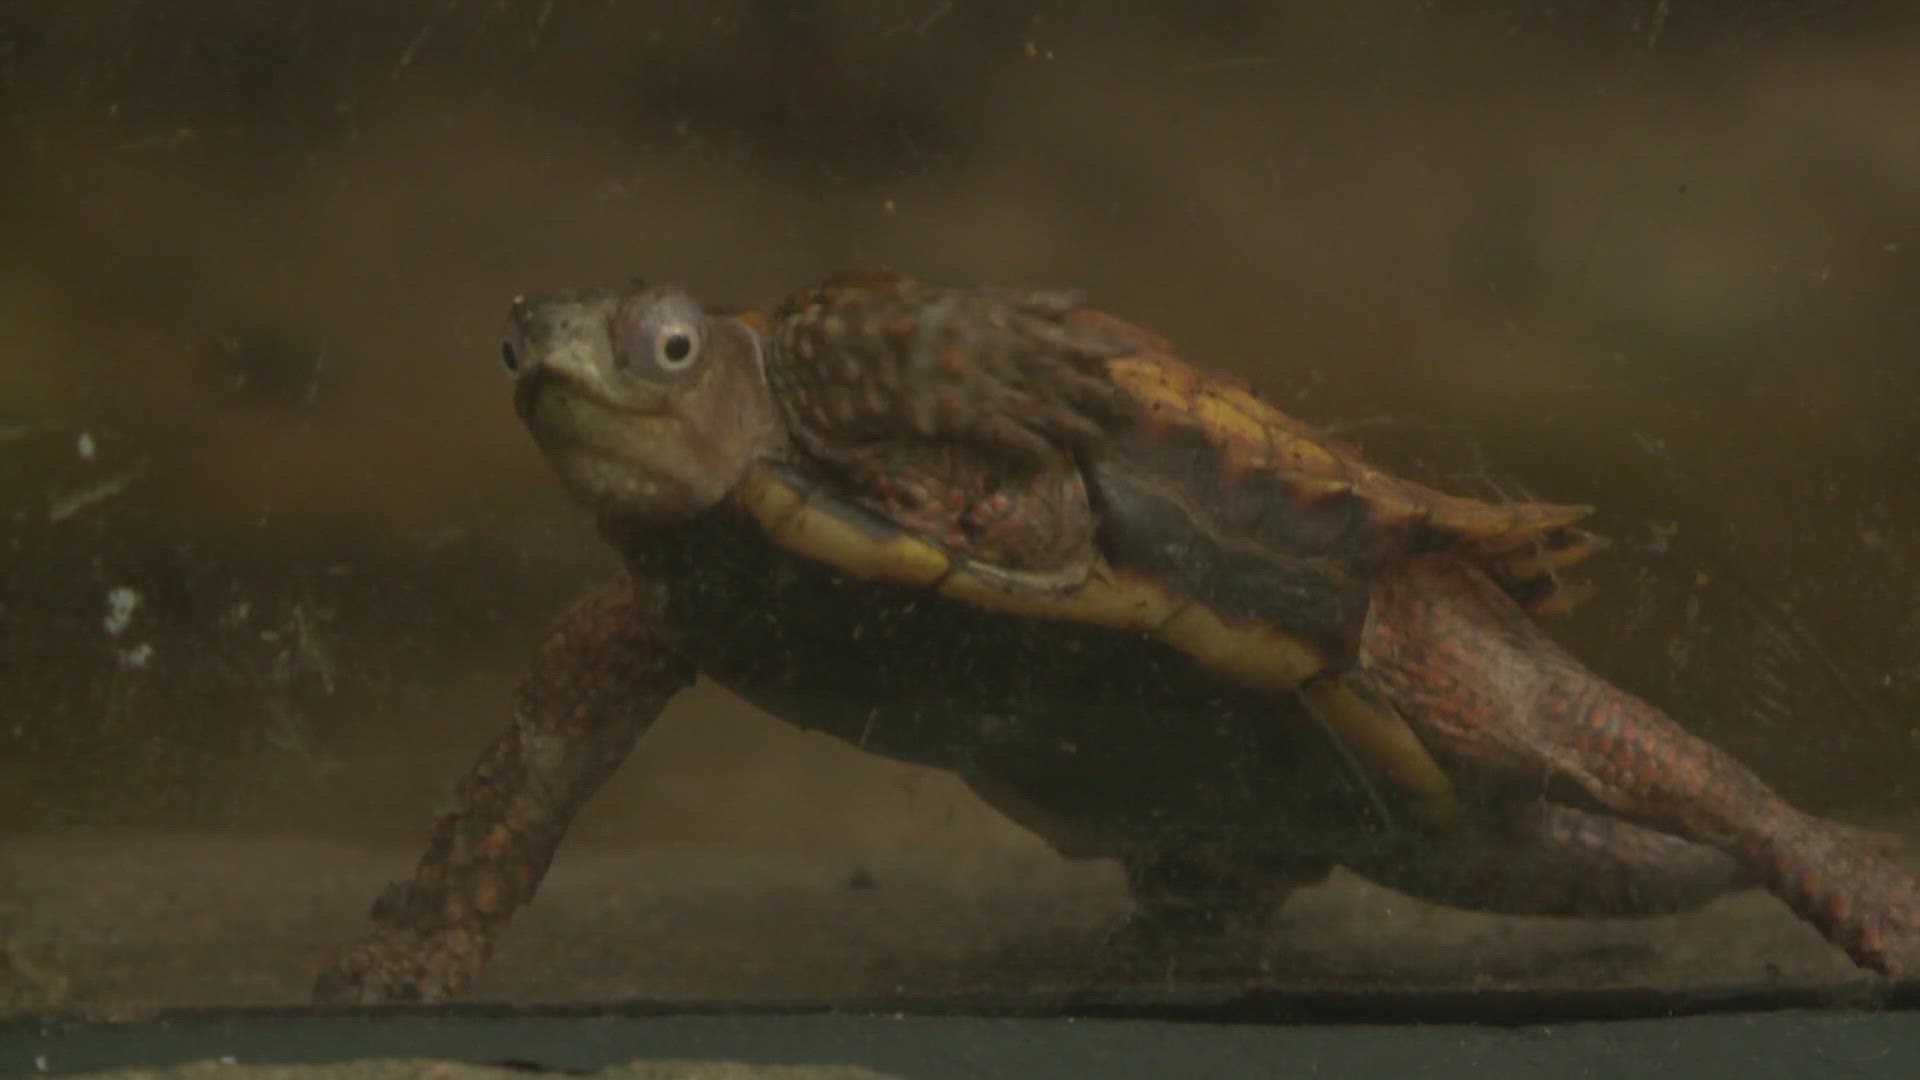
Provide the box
[313,884,492,1004]
[1846,918,1920,979]
[1772,824,1920,979]
[313,923,488,1005]
[1837,876,1920,978]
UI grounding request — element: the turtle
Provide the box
[314,271,1920,1002]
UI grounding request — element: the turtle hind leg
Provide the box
[1351,801,1748,919]
[1359,554,1920,975]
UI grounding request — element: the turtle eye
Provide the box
[655,326,699,372]
[499,337,521,375]
[617,289,709,377]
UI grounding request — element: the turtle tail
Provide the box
[1477,525,1609,616]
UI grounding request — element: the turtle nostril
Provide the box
[499,338,521,375]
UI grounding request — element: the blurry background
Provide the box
[2,0,1919,1012]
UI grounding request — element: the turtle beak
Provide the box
[505,289,644,426]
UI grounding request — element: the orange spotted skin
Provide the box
[768,274,1136,573]
[315,272,1919,1003]
[316,579,694,1002]
[771,271,1138,467]
[1359,557,1920,974]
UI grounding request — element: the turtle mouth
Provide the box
[516,369,675,456]
[515,370,702,519]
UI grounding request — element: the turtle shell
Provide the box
[1081,308,1602,614]
[739,272,1607,828]
[766,271,1602,619]
[721,454,1455,829]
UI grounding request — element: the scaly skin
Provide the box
[1359,555,1920,975]
[315,576,692,1003]
[1346,800,1751,921]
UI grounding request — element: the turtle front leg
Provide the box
[1360,555,1920,975]
[314,575,695,1003]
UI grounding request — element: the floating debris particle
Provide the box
[103,586,141,636]
[48,468,142,523]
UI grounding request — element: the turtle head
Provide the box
[503,282,785,523]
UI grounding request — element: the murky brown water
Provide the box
[4,2,1919,1018]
